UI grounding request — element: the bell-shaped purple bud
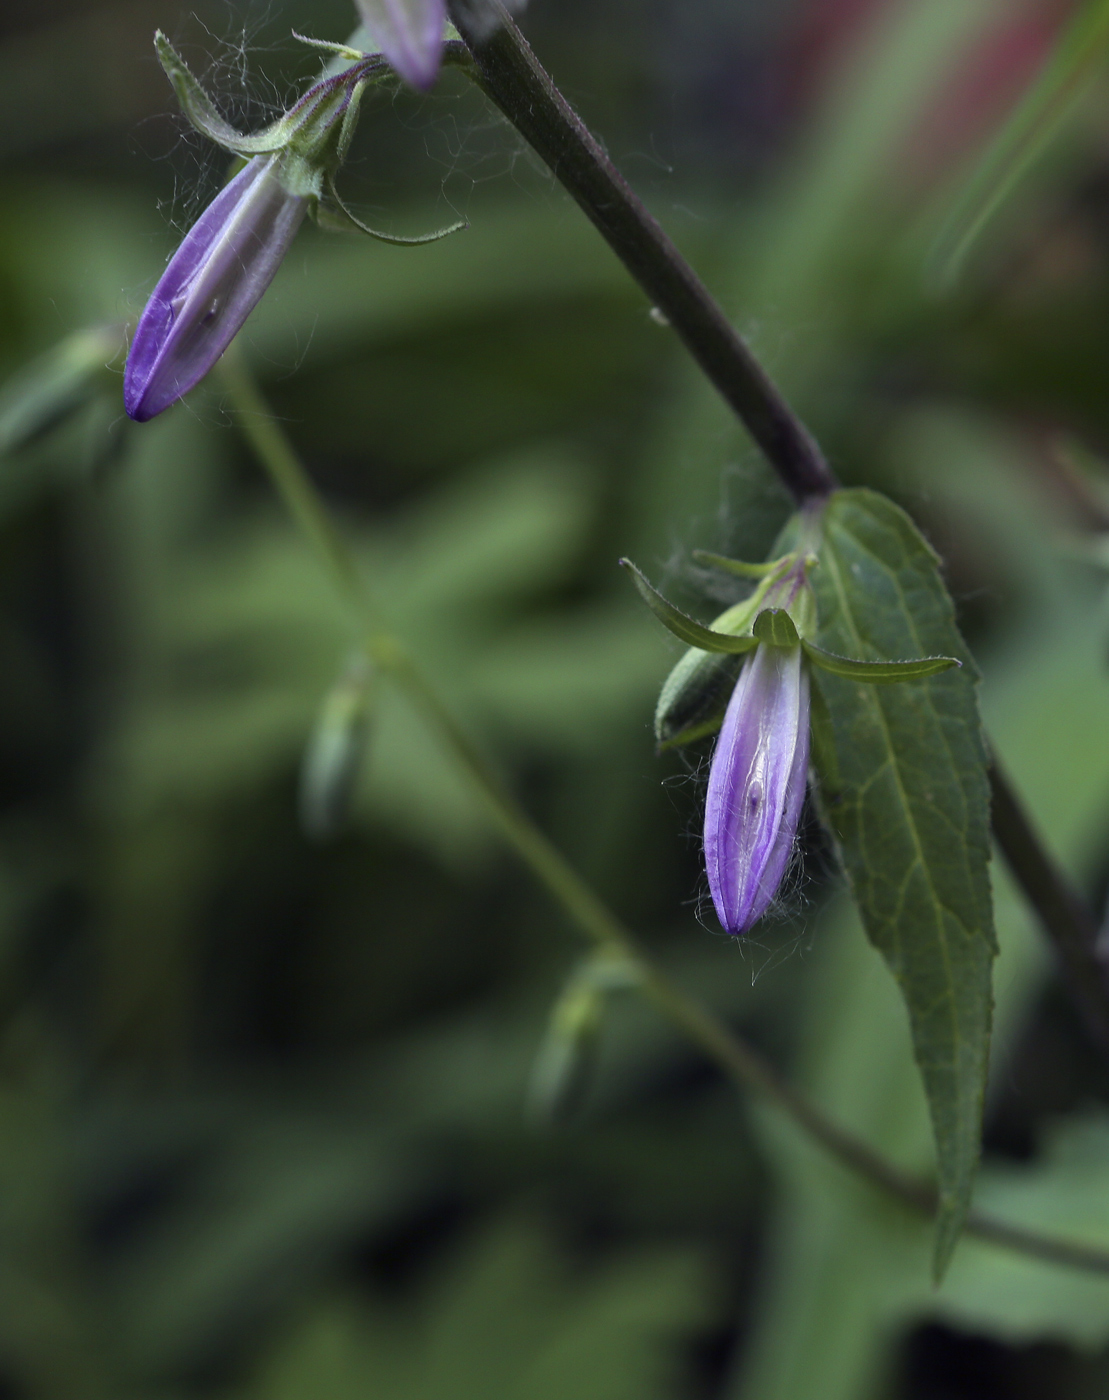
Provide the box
[124,155,306,422]
[355,0,447,90]
[703,642,810,935]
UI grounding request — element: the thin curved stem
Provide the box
[445,0,836,506]
[219,354,1109,1279]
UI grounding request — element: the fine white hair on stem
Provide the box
[449,0,528,42]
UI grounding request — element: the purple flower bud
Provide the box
[355,0,446,90]
[703,641,810,935]
[124,155,306,422]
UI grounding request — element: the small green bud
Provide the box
[299,654,376,841]
[0,326,124,458]
[527,952,639,1126]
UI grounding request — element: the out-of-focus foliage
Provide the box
[4,0,1109,1398]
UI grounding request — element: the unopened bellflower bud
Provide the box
[703,638,810,936]
[625,529,960,939]
[125,33,445,422]
[124,156,306,422]
[355,0,446,90]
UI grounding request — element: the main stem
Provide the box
[445,1,835,505]
[989,758,1109,1055]
[220,355,1109,1279]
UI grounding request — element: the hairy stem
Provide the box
[445,0,836,505]
[220,353,1109,1278]
[989,757,1109,1056]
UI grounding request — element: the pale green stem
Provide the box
[218,351,1109,1280]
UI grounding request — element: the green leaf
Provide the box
[801,643,960,684]
[290,31,368,62]
[807,488,995,1278]
[620,560,759,655]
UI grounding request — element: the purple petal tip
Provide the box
[356,0,446,90]
[703,644,810,935]
[124,156,306,422]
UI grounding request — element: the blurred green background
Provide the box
[5,0,1109,1396]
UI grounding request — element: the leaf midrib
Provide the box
[820,512,968,1156]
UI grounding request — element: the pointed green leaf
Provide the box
[808,489,995,1278]
[752,608,800,648]
[620,560,760,655]
[802,642,960,684]
[654,647,736,748]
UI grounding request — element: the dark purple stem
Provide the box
[989,759,1109,1058]
[445,0,836,505]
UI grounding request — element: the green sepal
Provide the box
[155,33,286,155]
[291,30,369,61]
[621,560,760,655]
[154,32,390,170]
[314,175,469,244]
[752,608,801,648]
[801,642,961,684]
[692,549,794,580]
[807,487,994,1279]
